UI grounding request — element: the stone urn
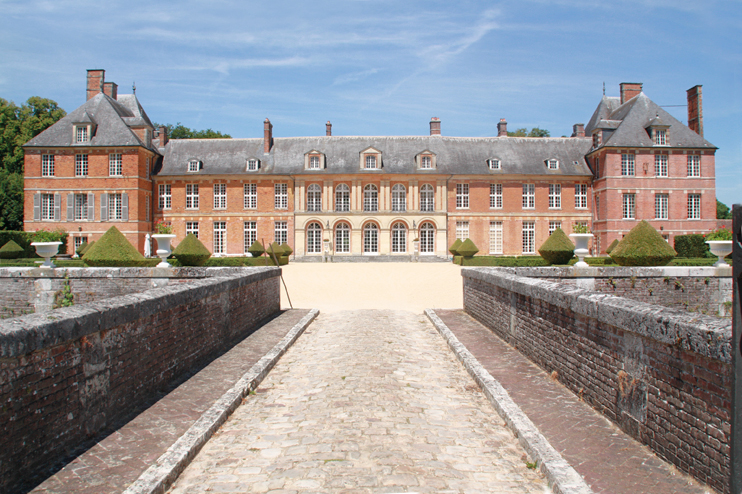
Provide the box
[152,234,176,268]
[31,242,62,269]
[706,240,732,268]
[569,233,593,268]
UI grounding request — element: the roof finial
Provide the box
[132,81,136,94]
[602,82,605,96]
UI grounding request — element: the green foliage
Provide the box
[82,226,147,267]
[31,229,68,255]
[154,122,231,139]
[449,238,462,256]
[172,234,211,266]
[669,258,718,267]
[507,127,550,137]
[605,239,619,255]
[674,234,711,258]
[200,256,283,267]
[154,219,173,234]
[572,223,591,234]
[0,240,24,259]
[280,243,293,257]
[0,169,24,230]
[266,242,284,258]
[247,240,265,258]
[705,226,733,241]
[76,241,88,257]
[609,221,676,266]
[457,238,479,258]
[53,275,74,308]
[79,240,94,256]
[0,231,35,257]
[538,228,575,265]
[717,199,732,219]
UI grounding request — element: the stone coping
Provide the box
[462,267,732,363]
[0,267,280,358]
[0,266,263,279]
[485,265,731,278]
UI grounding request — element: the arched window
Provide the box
[335,222,350,253]
[307,222,323,254]
[420,184,434,212]
[420,222,435,254]
[335,184,350,212]
[364,184,378,212]
[363,223,378,254]
[391,222,407,253]
[392,184,406,212]
[307,184,321,212]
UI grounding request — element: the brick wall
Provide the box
[0,267,280,493]
[463,267,732,493]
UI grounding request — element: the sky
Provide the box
[1,0,740,207]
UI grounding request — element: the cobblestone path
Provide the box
[168,310,548,493]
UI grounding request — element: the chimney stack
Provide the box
[429,117,441,136]
[86,69,105,101]
[572,123,585,138]
[326,121,332,136]
[619,82,643,105]
[687,85,703,137]
[158,126,168,147]
[497,118,508,137]
[103,81,118,100]
[264,118,273,154]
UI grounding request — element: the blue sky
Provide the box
[1,0,740,207]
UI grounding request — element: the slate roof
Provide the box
[24,92,158,151]
[157,135,594,177]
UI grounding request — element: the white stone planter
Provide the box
[152,234,176,268]
[31,241,62,269]
[706,240,732,268]
[569,233,593,268]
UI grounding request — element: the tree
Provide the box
[507,127,550,137]
[0,168,24,230]
[154,122,231,139]
[717,199,732,219]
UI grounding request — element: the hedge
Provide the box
[674,234,712,258]
[0,230,69,258]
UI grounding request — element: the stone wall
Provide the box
[462,267,732,493]
[0,267,280,494]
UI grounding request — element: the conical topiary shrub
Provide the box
[538,228,575,265]
[449,238,462,256]
[172,234,211,266]
[605,239,619,255]
[457,238,479,258]
[75,241,88,257]
[0,240,25,259]
[79,240,94,256]
[247,240,265,258]
[609,221,677,266]
[82,227,146,267]
[265,242,284,258]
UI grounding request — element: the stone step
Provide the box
[292,254,450,263]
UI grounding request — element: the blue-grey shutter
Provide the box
[122,193,129,221]
[67,194,74,221]
[54,194,61,221]
[87,193,95,221]
[33,193,41,221]
[100,193,108,222]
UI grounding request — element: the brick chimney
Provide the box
[86,69,105,101]
[497,118,508,137]
[430,117,441,136]
[687,85,703,137]
[619,82,643,104]
[326,121,332,136]
[264,118,273,153]
[103,81,118,100]
[572,123,585,138]
[158,126,168,147]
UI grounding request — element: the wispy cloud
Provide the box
[332,69,379,86]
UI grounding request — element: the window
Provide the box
[188,160,200,173]
[274,183,288,209]
[549,221,562,236]
[307,184,322,212]
[548,184,561,209]
[244,183,257,209]
[213,183,227,209]
[363,223,378,254]
[522,183,535,209]
[73,236,87,253]
[489,221,503,254]
[363,184,378,212]
[246,159,258,171]
[186,184,199,209]
[41,193,54,220]
[595,197,599,220]
[522,221,535,254]
[420,222,435,254]
[335,223,350,253]
[392,184,406,212]
[274,221,288,244]
[421,156,432,169]
[575,184,588,209]
[655,194,669,220]
[74,194,88,220]
[688,155,700,177]
[621,154,635,176]
[391,222,407,253]
[213,222,226,254]
[594,157,600,178]
[655,129,667,146]
[547,159,559,170]
[307,222,322,253]
[109,193,123,220]
[158,184,171,210]
[75,154,88,176]
[145,195,150,222]
[335,184,350,212]
[186,221,199,238]
[622,193,635,219]
[688,194,701,219]
[456,183,469,209]
[420,184,434,212]
[456,221,469,240]
[309,156,320,170]
[42,155,54,177]
[75,126,89,143]
[490,184,502,209]
[365,155,377,169]
[488,159,501,170]
[109,154,123,176]
[655,155,668,177]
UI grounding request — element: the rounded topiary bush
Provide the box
[266,242,284,258]
[280,243,293,257]
[0,240,25,259]
[172,234,211,266]
[605,239,619,255]
[457,238,479,258]
[449,238,463,256]
[609,221,677,266]
[538,228,575,265]
[247,240,265,258]
[82,227,147,267]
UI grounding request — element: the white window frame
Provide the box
[213,183,227,209]
[158,184,171,210]
[456,221,469,240]
[392,184,406,212]
[488,158,501,170]
[490,184,502,209]
[109,193,123,220]
[688,194,701,220]
[186,221,199,238]
[575,184,588,209]
[456,183,469,209]
[109,153,123,176]
[274,183,288,210]
[306,222,323,253]
[41,193,54,220]
[548,184,561,209]
[244,183,257,209]
[307,184,322,212]
[243,221,256,252]
[363,184,378,212]
[621,154,635,176]
[309,156,321,170]
[655,193,669,220]
[547,159,559,170]
[687,155,701,177]
[75,154,88,177]
[75,126,89,143]
[188,159,200,173]
[73,236,88,253]
[548,220,561,236]
[420,184,434,212]
[186,184,199,210]
[622,193,635,219]
[246,159,258,172]
[274,221,288,244]
[655,129,668,146]
[42,155,55,177]
[489,221,503,255]
[522,221,535,254]
[363,223,379,254]
[365,155,377,169]
[522,183,535,209]
[213,222,227,254]
[335,223,350,253]
[74,193,88,220]
[655,154,668,177]
[421,156,432,169]
[335,184,350,212]
[391,222,407,253]
[420,222,435,254]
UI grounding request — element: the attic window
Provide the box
[246,159,259,171]
[365,155,377,169]
[421,156,432,169]
[188,160,201,172]
[309,156,320,169]
[488,159,501,170]
[654,129,667,146]
[546,159,559,170]
[76,126,88,142]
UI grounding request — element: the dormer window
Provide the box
[416,151,436,170]
[246,159,260,171]
[188,159,202,172]
[655,129,667,145]
[304,151,325,170]
[366,155,376,169]
[76,126,89,143]
[488,159,501,170]
[546,159,559,170]
[310,156,320,169]
[421,156,431,169]
[360,147,382,170]
[592,130,601,148]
